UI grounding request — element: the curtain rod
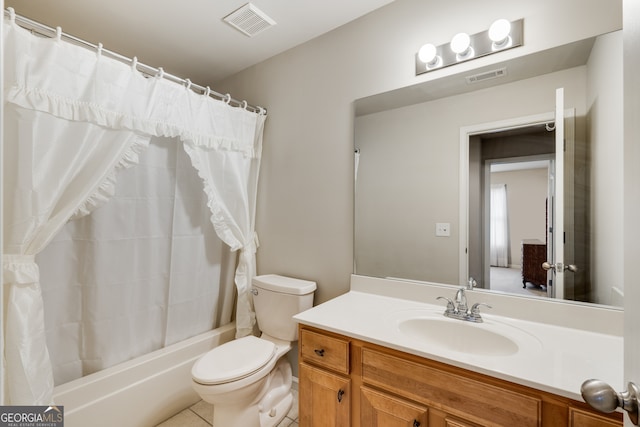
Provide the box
[3,8,266,115]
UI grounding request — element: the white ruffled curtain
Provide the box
[490,184,510,267]
[3,107,150,405]
[2,17,265,405]
[36,136,237,386]
[183,123,264,338]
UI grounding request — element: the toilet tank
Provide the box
[252,274,316,341]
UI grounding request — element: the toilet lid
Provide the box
[192,336,276,385]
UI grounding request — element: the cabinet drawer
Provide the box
[362,348,541,427]
[300,329,350,374]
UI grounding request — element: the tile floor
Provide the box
[155,385,299,427]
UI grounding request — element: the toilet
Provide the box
[191,274,316,427]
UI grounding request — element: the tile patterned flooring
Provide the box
[155,386,299,427]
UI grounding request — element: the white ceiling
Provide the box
[5,0,395,87]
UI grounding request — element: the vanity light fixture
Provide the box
[415,18,523,76]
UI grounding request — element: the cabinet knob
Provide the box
[314,348,325,357]
[413,420,420,427]
[337,389,345,403]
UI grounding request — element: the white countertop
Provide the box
[294,289,623,401]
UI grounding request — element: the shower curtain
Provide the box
[36,136,235,385]
[2,16,266,405]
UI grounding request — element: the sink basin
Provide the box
[396,314,541,357]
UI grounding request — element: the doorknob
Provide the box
[565,264,578,273]
[541,262,555,271]
[541,262,578,273]
[581,379,640,425]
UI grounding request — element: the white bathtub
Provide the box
[53,323,236,427]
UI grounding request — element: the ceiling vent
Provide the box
[465,67,507,84]
[223,3,276,37]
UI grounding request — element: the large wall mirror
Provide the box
[354,29,623,308]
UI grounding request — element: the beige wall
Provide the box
[217,0,622,305]
[492,169,549,266]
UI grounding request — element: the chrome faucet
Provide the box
[436,287,491,323]
[455,288,468,314]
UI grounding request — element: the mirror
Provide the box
[354,31,623,308]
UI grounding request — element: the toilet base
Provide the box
[210,358,293,427]
[259,391,293,427]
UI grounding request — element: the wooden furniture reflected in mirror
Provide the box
[521,239,547,289]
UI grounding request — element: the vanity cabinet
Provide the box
[298,325,622,427]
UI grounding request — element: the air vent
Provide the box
[465,67,507,84]
[223,3,276,37]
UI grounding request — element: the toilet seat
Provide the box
[192,336,276,385]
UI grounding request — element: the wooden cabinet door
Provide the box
[443,416,483,427]
[299,363,351,427]
[569,407,622,427]
[360,386,428,427]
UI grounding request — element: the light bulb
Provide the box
[450,32,473,60]
[489,19,511,42]
[450,32,471,54]
[418,43,437,64]
[418,43,442,69]
[489,19,512,50]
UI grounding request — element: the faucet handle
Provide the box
[471,302,492,314]
[468,302,492,322]
[436,296,455,314]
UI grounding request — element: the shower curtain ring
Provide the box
[205,87,211,97]
[55,26,62,41]
[131,56,138,72]
[241,100,248,110]
[96,43,103,58]
[223,94,231,104]
[8,7,15,22]
[185,79,192,90]
[157,67,165,79]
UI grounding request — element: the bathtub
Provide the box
[53,323,236,427]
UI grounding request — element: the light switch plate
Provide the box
[435,222,451,237]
